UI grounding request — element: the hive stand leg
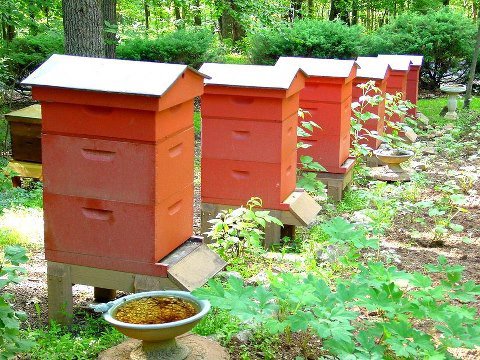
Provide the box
[93,287,117,302]
[11,176,22,188]
[264,224,295,248]
[327,183,343,202]
[47,262,73,325]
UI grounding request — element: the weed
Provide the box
[22,313,124,360]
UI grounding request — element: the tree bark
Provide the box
[194,0,202,25]
[144,0,150,30]
[102,0,117,58]
[464,20,480,109]
[62,0,105,57]
[289,0,303,21]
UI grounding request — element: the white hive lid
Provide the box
[199,62,304,90]
[376,55,412,71]
[22,54,208,97]
[378,54,423,67]
[276,56,357,78]
[355,57,390,79]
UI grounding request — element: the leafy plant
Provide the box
[206,197,283,259]
[362,9,477,89]
[0,245,34,359]
[350,81,415,157]
[296,109,327,196]
[195,219,480,359]
[117,27,221,68]
[24,312,123,360]
[248,19,363,65]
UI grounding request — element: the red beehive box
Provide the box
[199,63,306,210]
[376,55,411,124]
[275,57,358,174]
[353,57,391,150]
[378,55,423,117]
[22,54,207,276]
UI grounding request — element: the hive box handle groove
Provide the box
[231,96,254,105]
[168,143,183,157]
[82,105,114,116]
[81,207,113,221]
[232,130,250,140]
[232,170,249,180]
[168,200,182,215]
[81,149,116,162]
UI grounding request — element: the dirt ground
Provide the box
[5,124,480,359]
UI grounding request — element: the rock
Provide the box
[215,271,243,281]
[233,330,253,344]
[414,163,427,171]
[246,271,269,285]
[422,147,436,156]
[416,112,430,127]
[403,126,418,144]
[316,245,347,264]
[263,252,306,264]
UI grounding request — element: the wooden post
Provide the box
[93,287,117,302]
[47,262,73,325]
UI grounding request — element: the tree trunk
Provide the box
[144,0,150,30]
[194,0,202,25]
[351,0,358,25]
[329,0,339,20]
[307,0,314,18]
[102,0,117,58]
[464,20,480,109]
[289,0,303,21]
[62,0,105,57]
[2,20,16,41]
[330,0,349,23]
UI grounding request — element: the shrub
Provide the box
[0,31,64,85]
[247,19,363,65]
[117,27,220,69]
[361,9,476,89]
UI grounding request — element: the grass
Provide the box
[194,111,201,136]
[21,314,124,360]
[417,95,480,127]
[0,227,29,247]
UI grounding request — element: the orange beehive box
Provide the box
[378,55,423,117]
[199,63,306,210]
[353,57,392,150]
[275,57,358,174]
[376,56,411,124]
[22,54,207,276]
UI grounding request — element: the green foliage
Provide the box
[297,111,327,196]
[351,81,415,156]
[0,172,43,213]
[363,9,477,89]
[195,218,480,359]
[248,19,363,65]
[116,27,220,69]
[193,308,240,344]
[0,228,28,248]
[24,314,124,360]
[0,245,34,359]
[0,31,63,84]
[206,197,283,259]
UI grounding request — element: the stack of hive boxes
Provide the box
[352,57,391,150]
[275,57,358,174]
[23,54,206,276]
[200,63,307,211]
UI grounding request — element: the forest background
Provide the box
[0,0,479,93]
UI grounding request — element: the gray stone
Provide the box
[233,330,253,344]
[215,271,243,281]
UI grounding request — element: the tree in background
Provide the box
[62,0,117,58]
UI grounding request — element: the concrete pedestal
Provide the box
[98,334,229,360]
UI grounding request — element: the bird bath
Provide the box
[93,290,210,360]
[373,148,415,182]
[440,84,466,120]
